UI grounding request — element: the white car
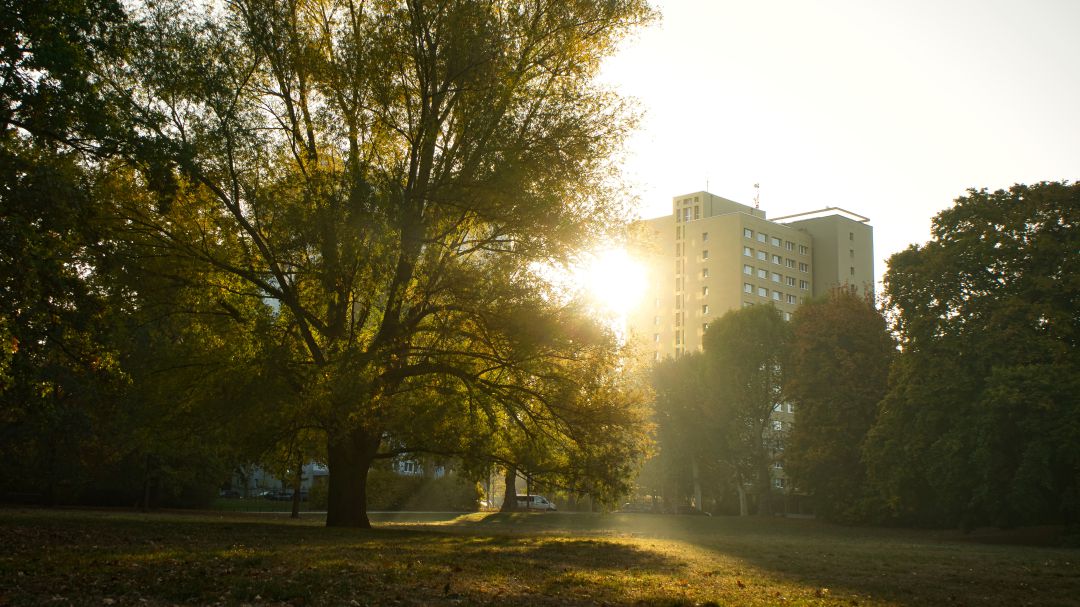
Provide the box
[515,494,557,511]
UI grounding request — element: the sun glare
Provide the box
[576,247,648,323]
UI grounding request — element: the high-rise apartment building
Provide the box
[629,191,874,361]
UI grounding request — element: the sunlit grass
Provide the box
[0,508,1075,606]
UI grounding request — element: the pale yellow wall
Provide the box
[786,215,875,299]
[630,193,874,363]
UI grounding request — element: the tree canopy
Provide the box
[783,290,894,522]
[1,0,656,524]
[865,182,1080,528]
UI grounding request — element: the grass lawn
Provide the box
[0,508,1076,606]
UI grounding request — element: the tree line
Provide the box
[644,181,1079,530]
[0,0,656,526]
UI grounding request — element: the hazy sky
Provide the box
[599,0,1080,287]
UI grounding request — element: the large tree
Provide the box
[646,353,711,512]
[865,182,1080,528]
[783,289,894,522]
[702,304,790,516]
[102,0,654,526]
[0,0,136,503]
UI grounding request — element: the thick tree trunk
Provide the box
[326,428,380,528]
[500,466,517,512]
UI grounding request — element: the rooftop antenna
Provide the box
[753,183,760,209]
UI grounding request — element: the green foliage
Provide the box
[364,469,480,512]
[640,353,711,510]
[865,182,1080,528]
[2,0,656,525]
[702,304,790,515]
[103,0,656,526]
[783,290,894,522]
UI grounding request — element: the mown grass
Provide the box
[0,508,1076,606]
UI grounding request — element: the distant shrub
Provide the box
[365,470,479,511]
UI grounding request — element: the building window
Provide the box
[851,266,855,275]
[786,241,794,251]
[771,236,781,247]
[694,206,701,220]
[743,264,753,275]
[799,244,809,255]
[774,478,786,489]
[702,322,709,332]
[682,207,690,222]
[676,278,682,291]
[783,311,792,321]
[758,286,768,297]
[702,305,709,315]
[653,333,660,343]
[757,232,767,243]
[799,262,808,272]
[675,226,682,240]
[849,231,854,241]
[744,283,753,294]
[850,248,855,258]
[654,351,660,361]
[786,276,796,287]
[773,420,783,431]
[702,231,709,242]
[800,280,809,290]
[654,315,660,325]
[787,294,797,304]
[786,403,794,413]
[757,250,767,261]
[774,461,784,470]
[773,290,781,301]
[742,301,754,308]
[702,268,709,278]
[757,268,767,279]
[744,228,753,239]
[772,272,781,283]
[702,286,709,296]
[786,258,795,268]
[772,254,782,265]
[743,246,752,257]
[702,249,709,260]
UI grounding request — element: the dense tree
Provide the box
[702,304,790,516]
[783,289,894,522]
[645,353,710,511]
[0,0,134,503]
[97,0,655,526]
[865,182,1080,528]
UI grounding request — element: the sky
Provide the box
[598,0,1080,288]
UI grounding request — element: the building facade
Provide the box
[630,191,874,361]
[629,191,874,513]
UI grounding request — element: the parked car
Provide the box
[265,490,309,501]
[515,494,557,511]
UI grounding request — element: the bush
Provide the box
[365,470,479,511]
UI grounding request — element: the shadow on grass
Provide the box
[0,508,686,606]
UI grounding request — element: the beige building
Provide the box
[630,191,874,361]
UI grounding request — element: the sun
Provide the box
[576,247,648,322]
